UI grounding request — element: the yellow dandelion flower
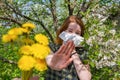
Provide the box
[22,38,34,45]
[35,34,49,45]
[2,34,17,43]
[35,58,47,71]
[2,34,11,43]
[20,28,30,34]
[19,45,32,55]
[8,28,23,35]
[31,43,50,59]
[18,55,36,71]
[22,22,35,29]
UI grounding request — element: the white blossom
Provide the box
[117,44,120,49]
[110,62,116,66]
[113,20,118,26]
[98,53,102,58]
[86,35,98,46]
[103,56,108,60]
[110,50,117,55]
[109,29,116,35]
[100,16,108,22]
[86,37,94,46]
[97,31,105,37]
[96,60,116,69]
[105,39,116,47]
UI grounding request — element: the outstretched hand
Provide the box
[50,40,75,71]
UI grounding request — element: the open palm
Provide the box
[50,41,75,71]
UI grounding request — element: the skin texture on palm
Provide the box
[49,40,75,70]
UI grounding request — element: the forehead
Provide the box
[68,22,81,30]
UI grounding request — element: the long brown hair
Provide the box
[56,15,85,45]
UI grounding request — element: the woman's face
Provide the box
[66,22,81,35]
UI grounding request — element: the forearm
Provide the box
[72,53,91,80]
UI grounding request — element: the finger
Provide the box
[66,41,75,55]
[56,40,73,54]
[60,40,73,54]
[56,43,65,54]
[68,46,75,56]
[62,58,73,69]
[65,42,75,56]
[64,41,74,54]
[66,46,75,58]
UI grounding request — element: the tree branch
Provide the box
[5,2,54,43]
[77,0,93,18]
[31,8,55,44]
[49,0,58,31]
[0,17,22,26]
[67,0,77,16]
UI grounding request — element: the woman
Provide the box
[45,15,91,80]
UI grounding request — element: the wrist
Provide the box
[71,50,77,57]
[71,53,82,63]
[71,52,79,59]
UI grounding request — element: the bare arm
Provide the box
[72,53,92,80]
